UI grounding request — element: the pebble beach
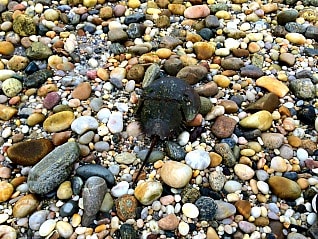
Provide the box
[1,0,318,238]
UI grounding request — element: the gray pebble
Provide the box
[29,210,49,230]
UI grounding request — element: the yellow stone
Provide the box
[193,42,215,60]
[207,226,220,239]
[156,48,172,59]
[0,181,14,203]
[0,104,18,120]
[147,8,161,15]
[57,181,73,200]
[0,41,15,55]
[128,0,141,8]
[13,194,39,218]
[48,55,63,69]
[27,113,46,126]
[215,10,231,20]
[240,149,256,157]
[96,68,109,81]
[209,152,222,167]
[168,4,186,15]
[43,111,75,132]
[83,0,97,7]
[213,75,230,88]
[286,33,306,45]
[239,110,273,131]
[256,76,289,97]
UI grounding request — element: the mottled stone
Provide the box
[214,200,236,220]
[195,196,217,220]
[245,93,280,113]
[209,171,226,191]
[214,143,236,167]
[13,194,39,218]
[43,111,75,133]
[158,214,179,230]
[26,42,53,60]
[115,194,138,221]
[1,78,22,97]
[160,161,192,188]
[134,181,163,205]
[261,133,284,149]
[7,139,54,166]
[27,142,80,194]
[13,14,36,36]
[211,116,237,138]
[289,78,315,99]
[221,57,244,70]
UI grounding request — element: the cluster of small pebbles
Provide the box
[1,0,318,238]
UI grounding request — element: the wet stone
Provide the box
[221,57,244,70]
[277,9,298,25]
[24,69,54,88]
[27,142,80,194]
[71,176,83,195]
[60,199,79,217]
[240,65,264,78]
[195,196,217,220]
[29,210,49,230]
[211,115,237,139]
[214,143,236,167]
[75,164,115,186]
[245,93,280,113]
[82,176,107,226]
[297,105,316,126]
[285,22,307,33]
[165,141,186,161]
[7,138,54,166]
[26,42,53,60]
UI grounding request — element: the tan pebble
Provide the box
[247,141,262,152]
[186,32,202,42]
[0,213,9,224]
[8,96,20,105]
[261,3,278,13]
[134,181,163,205]
[0,41,15,55]
[282,117,295,131]
[39,220,56,237]
[0,104,18,120]
[83,0,97,7]
[160,161,192,188]
[240,149,255,157]
[10,176,27,188]
[215,10,231,19]
[154,160,164,169]
[56,221,73,238]
[7,55,29,71]
[256,194,267,203]
[256,76,289,97]
[128,0,141,8]
[287,135,302,147]
[95,224,107,233]
[72,82,91,100]
[99,6,113,19]
[0,225,17,239]
[48,55,63,69]
[13,194,39,218]
[156,48,172,59]
[168,4,186,15]
[57,181,73,200]
[248,42,260,53]
[25,88,37,96]
[70,214,81,227]
[97,68,109,81]
[27,113,46,126]
[268,176,301,200]
[207,226,220,239]
[43,111,75,133]
[0,181,14,203]
[184,5,210,19]
[239,110,273,131]
[56,62,74,71]
[250,179,259,194]
[209,152,222,167]
[297,178,309,189]
[0,166,11,179]
[286,33,306,45]
[239,156,251,165]
[158,214,179,230]
[235,200,251,219]
[213,75,230,88]
[2,78,23,97]
[37,84,58,97]
[193,42,215,60]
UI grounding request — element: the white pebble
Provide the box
[107,111,123,133]
[296,148,309,161]
[185,150,210,170]
[182,203,199,219]
[1,128,11,138]
[39,219,56,237]
[111,181,129,197]
[251,206,261,218]
[307,213,317,225]
[177,131,190,146]
[178,221,190,236]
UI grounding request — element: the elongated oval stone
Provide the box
[239,110,273,131]
[7,139,54,166]
[43,111,75,132]
[27,142,80,194]
[268,176,301,200]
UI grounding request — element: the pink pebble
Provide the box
[184,5,210,19]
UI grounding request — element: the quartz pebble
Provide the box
[160,161,192,188]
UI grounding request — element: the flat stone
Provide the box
[27,142,80,194]
[256,76,289,97]
[7,139,54,166]
[214,200,236,220]
[43,111,75,133]
[268,176,301,200]
[184,5,210,19]
[176,65,208,85]
[211,115,237,138]
[235,200,251,219]
[160,161,192,188]
[239,110,273,131]
[158,214,179,230]
[0,104,18,120]
[75,164,115,186]
[245,93,280,113]
[279,52,296,66]
[221,57,244,70]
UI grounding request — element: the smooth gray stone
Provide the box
[76,164,115,186]
[27,142,80,194]
[82,176,107,226]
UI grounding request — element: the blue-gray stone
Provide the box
[60,199,79,217]
[27,142,80,194]
[76,164,115,186]
[29,210,49,230]
[82,176,107,226]
[71,176,83,195]
[165,141,186,161]
[195,196,217,221]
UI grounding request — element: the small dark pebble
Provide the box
[189,127,206,142]
[303,47,318,56]
[165,141,186,161]
[303,188,317,200]
[198,28,214,40]
[199,188,222,200]
[119,224,138,239]
[24,69,54,88]
[285,22,307,33]
[195,196,217,221]
[76,164,115,186]
[124,13,145,25]
[297,105,316,126]
[60,199,79,217]
[283,172,298,181]
[295,204,307,213]
[24,61,39,75]
[71,176,83,195]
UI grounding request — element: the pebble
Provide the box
[239,110,273,131]
[268,176,301,200]
[75,164,115,186]
[71,115,98,135]
[134,181,163,205]
[56,221,73,238]
[195,196,218,220]
[0,181,14,203]
[111,181,129,197]
[235,200,251,219]
[178,221,190,236]
[7,138,54,166]
[1,78,23,97]
[0,41,15,55]
[182,203,199,218]
[234,164,255,180]
[72,82,92,100]
[176,65,208,85]
[256,76,289,97]
[286,33,306,45]
[211,115,237,138]
[209,171,226,191]
[107,112,123,133]
[184,5,210,19]
[158,214,179,230]
[160,161,192,188]
[39,219,56,237]
[115,195,138,221]
[185,149,210,170]
[239,221,256,234]
[57,181,73,200]
[13,194,39,218]
[27,142,80,194]
[214,200,236,220]
[82,176,107,226]
[261,133,284,149]
[43,111,75,133]
[224,180,242,193]
[270,156,288,172]
[43,92,61,109]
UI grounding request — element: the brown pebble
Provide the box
[211,115,237,138]
[287,135,302,147]
[13,194,40,218]
[219,100,239,113]
[7,139,54,166]
[115,195,138,221]
[0,41,15,55]
[209,152,222,167]
[0,104,18,120]
[158,214,179,230]
[254,217,269,226]
[235,200,251,220]
[194,81,218,97]
[10,176,27,188]
[52,131,72,145]
[71,82,92,100]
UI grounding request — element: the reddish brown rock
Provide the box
[158,214,179,230]
[71,82,92,100]
[115,195,138,221]
[211,115,237,138]
[235,200,251,219]
[52,131,72,146]
[7,139,54,166]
